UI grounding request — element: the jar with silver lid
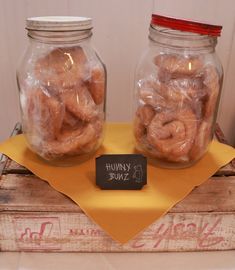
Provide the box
[17,16,106,165]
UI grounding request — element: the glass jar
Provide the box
[17,16,106,165]
[133,14,223,168]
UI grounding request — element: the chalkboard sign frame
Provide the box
[96,154,147,190]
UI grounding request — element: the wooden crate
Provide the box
[0,124,235,252]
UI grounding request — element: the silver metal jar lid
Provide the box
[26,16,92,31]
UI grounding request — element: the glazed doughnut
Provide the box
[79,117,104,153]
[189,120,212,160]
[136,104,156,126]
[134,110,163,158]
[34,46,88,90]
[41,119,102,159]
[162,77,207,118]
[138,77,206,112]
[164,77,205,102]
[134,105,155,144]
[139,83,169,110]
[62,110,80,131]
[88,66,105,105]
[203,65,220,118]
[147,107,197,162]
[134,115,146,143]
[60,86,98,122]
[25,87,64,141]
[154,54,203,77]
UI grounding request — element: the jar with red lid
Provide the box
[17,16,106,165]
[133,14,223,168]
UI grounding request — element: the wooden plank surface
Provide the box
[1,174,235,213]
[0,211,235,252]
[2,158,235,176]
[2,159,30,175]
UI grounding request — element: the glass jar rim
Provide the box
[149,25,217,52]
[150,25,217,41]
[151,14,222,37]
[26,16,92,32]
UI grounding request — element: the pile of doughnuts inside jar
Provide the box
[134,53,221,166]
[21,46,105,161]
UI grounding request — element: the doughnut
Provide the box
[60,86,98,122]
[134,108,165,159]
[164,77,205,102]
[134,105,155,144]
[154,54,203,77]
[40,118,103,160]
[147,107,197,162]
[162,77,207,119]
[79,117,104,153]
[62,110,81,131]
[139,82,169,110]
[34,46,88,90]
[134,115,146,143]
[203,65,220,118]
[189,120,213,160]
[25,87,64,141]
[88,66,105,105]
[136,104,156,126]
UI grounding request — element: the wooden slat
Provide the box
[3,158,234,176]
[1,211,235,252]
[2,159,30,175]
[214,163,235,176]
[0,123,24,176]
[1,174,235,213]
[0,174,78,213]
[171,176,235,213]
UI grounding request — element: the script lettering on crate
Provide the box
[132,218,225,249]
[69,228,102,237]
[20,222,53,243]
[14,216,61,250]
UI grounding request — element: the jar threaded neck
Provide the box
[149,25,217,52]
[27,29,92,44]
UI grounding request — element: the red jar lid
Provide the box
[151,14,222,37]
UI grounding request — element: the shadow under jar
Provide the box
[17,16,106,166]
[133,14,223,168]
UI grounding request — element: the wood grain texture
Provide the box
[3,158,234,177]
[0,174,235,213]
[0,211,235,252]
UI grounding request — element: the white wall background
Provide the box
[0,0,234,145]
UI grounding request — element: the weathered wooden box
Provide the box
[0,124,234,252]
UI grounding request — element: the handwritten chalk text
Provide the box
[105,163,131,172]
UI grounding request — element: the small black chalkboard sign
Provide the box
[96,154,147,190]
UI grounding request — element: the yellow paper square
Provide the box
[0,123,234,243]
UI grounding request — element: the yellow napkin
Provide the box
[0,123,235,243]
